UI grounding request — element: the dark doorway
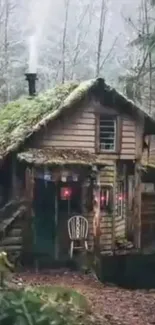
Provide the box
[33,179,82,259]
[57,181,82,258]
[33,179,56,258]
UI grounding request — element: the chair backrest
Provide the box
[68,215,88,240]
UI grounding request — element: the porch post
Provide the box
[92,166,101,255]
[112,163,117,251]
[12,155,18,199]
[54,184,58,260]
[133,160,142,249]
[23,167,35,262]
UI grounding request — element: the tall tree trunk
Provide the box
[4,0,9,103]
[61,0,70,84]
[96,0,106,77]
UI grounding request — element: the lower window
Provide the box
[100,186,113,213]
[117,181,124,218]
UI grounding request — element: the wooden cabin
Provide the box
[0,77,155,262]
[140,135,155,249]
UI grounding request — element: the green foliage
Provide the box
[0,287,93,325]
[0,252,14,288]
[26,286,88,310]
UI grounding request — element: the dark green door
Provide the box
[33,179,56,258]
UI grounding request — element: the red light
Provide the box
[64,189,69,197]
[118,195,123,200]
[61,187,71,199]
[101,196,105,201]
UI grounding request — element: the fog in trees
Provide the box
[0,0,152,112]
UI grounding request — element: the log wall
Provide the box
[120,116,136,160]
[31,105,96,153]
[29,101,143,251]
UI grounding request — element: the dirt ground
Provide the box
[15,271,155,325]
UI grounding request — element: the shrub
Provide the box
[0,287,95,325]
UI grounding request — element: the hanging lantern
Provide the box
[72,173,78,182]
[61,169,69,182]
[44,171,51,182]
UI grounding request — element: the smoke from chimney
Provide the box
[25,73,38,97]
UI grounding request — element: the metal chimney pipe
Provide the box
[25,73,38,97]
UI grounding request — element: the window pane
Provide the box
[99,116,116,151]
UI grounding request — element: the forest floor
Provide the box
[15,270,155,325]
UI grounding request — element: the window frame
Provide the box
[95,113,121,154]
[100,185,113,213]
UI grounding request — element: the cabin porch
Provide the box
[16,148,111,263]
[0,149,149,264]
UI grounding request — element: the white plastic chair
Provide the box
[68,215,88,258]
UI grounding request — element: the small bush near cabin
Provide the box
[0,286,95,325]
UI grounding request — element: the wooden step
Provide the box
[8,228,22,237]
[0,245,21,252]
[0,236,22,246]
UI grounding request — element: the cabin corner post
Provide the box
[11,154,18,199]
[133,115,144,250]
[92,166,101,255]
[112,162,117,252]
[133,159,142,249]
[23,166,35,261]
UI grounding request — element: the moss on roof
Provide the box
[17,148,109,166]
[0,77,155,160]
[0,82,79,159]
[0,79,97,159]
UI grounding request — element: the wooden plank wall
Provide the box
[32,105,96,153]
[100,163,115,250]
[136,117,144,159]
[85,163,115,251]
[141,192,155,248]
[30,102,138,250]
[120,116,136,159]
[142,135,155,166]
[31,105,137,161]
[115,164,126,239]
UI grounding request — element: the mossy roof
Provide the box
[0,77,155,161]
[17,148,110,166]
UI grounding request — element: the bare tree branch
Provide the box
[70,2,93,79]
[100,35,119,70]
[61,0,70,83]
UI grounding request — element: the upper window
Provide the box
[99,116,116,151]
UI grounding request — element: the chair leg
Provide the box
[70,241,74,259]
[85,241,88,251]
